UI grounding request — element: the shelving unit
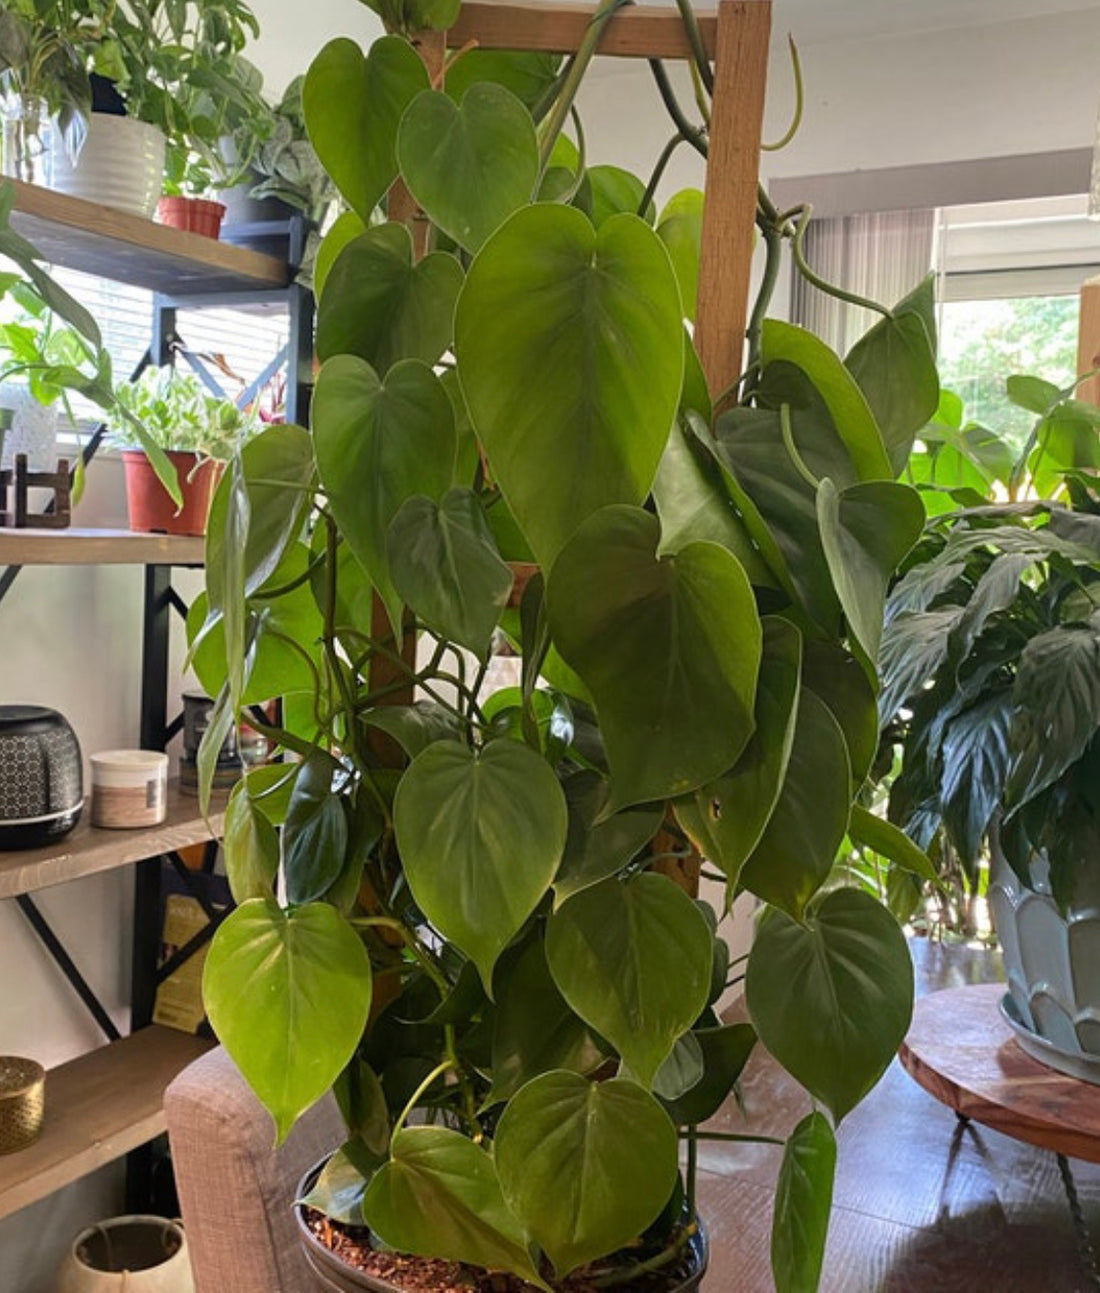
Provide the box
[0,1026,213,1221]
[0,179,312,1219]
[0,783,226,900]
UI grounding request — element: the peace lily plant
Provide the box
[194,2,940,1289]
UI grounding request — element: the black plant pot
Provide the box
[296,1158,709,1293]
[89,73,127,116]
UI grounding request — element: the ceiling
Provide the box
[768,0,1100,46]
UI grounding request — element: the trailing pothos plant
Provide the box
[880,379,1100,922]
[194,3,939,1290]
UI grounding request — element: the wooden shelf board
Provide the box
[8,180,289,295]
[450,1,719,58]
[0,1025,213,1220]
[0,528,205,567]
[0,782,225,899]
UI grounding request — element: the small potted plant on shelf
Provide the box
[881,376,1100,1081]
[109,367,258,536]
[194,4,939,1291]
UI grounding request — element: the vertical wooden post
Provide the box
[1078,274,1100,407]
[694,0,771,401]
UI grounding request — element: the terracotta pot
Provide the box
[122,451,219,536]
[296,1158,709,1293]
[156,196,226,239]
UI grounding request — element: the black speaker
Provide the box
[0,706,83,850]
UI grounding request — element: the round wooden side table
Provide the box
[900,982,1100,1287]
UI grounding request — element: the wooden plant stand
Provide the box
[0,454,72,529]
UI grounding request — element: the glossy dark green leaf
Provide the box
[393,740,567,990]
[224,779,280,904]
[762,319,891,480]
[545,874,712,1086]
[387,488,513,658]
[739,691,851,919]
[284,754,349,906]
[816,478,925,664]
[485,937,602,1106]
[941,692,1014,867]
[316,224,463,372]
[653,414,772,584]
[771,1111,837,1293]
[312,354,456,635]
[397,84,538,253]
[662,1023,757,1126]
[652,1031,704,1101]
[553,770,663,906]
[800,639,879,787]
[1007,620,1100,809]
[675,617,801,885]
[455,206,683,568]
[495,1072,678,1277]
[707,407,839,632]
[334,1056,391,1165]
[547,506,761,811]
[745,888,913,1122]
[363,1127,545,1288]
[204,899,372,1142]
[310,526,375,646]
[845,278,939,474]
[878,606,964,727]
[362,701,464,760]
[303,37,429,222]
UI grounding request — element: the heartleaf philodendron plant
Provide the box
[195,3,939,1289]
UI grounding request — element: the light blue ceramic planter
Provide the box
[989,829,1100,1083]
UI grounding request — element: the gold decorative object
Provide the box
[0,1055,45,1153]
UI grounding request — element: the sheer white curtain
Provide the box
[789,209,937,352]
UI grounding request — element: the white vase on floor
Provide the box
[57,1216,195,1293]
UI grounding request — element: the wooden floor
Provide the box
[699,940,1100,1291]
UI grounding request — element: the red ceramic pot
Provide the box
[156,196,226,239]
[122,450,220,536]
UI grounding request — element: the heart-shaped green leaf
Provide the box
[397,84,538,253]
[283,754,349,906]
[745,888,913,1122]
[393,740,567,991]
[553,770,663,907]
[800,639,879,787]
[547,506,761,811]
[657,189,703,320]
[485,937,602,1107]
[317,223,464,373]
[224,779,280,905]
[444,50,561,110]
[675,616,801,885]
[495,1072,678,1277]
[575,165,655,227]
[661,1023,757,1126]
[363,1127,545,1288]
[816,478,925,664]
[761,319,891,480]
[300,1148,369,1225]
[303,36,429,222]
[387,487,513,658]
[771,1111,837,1293]
[845,279,939,474]
[739,690,851,919]
[455,206,683,568]
[652,1031,704,1101]
[312,355,456,636]
[545,873,712,1087]
[315,210,367,301]
[203,899,372,1142]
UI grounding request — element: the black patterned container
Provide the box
[0,706,83,850]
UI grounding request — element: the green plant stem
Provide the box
[744,221,783,387]
[688,58,711,128]
[648,60,708,159]
[252,551,326,600]
[323,515,364,766]
[761,36,803,151]
[789,206,891,321]
[637,132,687,218]
[779,403,821,490]
[590,1223,696,1289]
[682,1130,784,1144]
[686,1125,698,1213]
[673,0,714,94]
[392,1059,454,1140]
[538,0,633,172]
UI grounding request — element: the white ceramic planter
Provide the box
[57,1216,194,1293]
[48,114,166,219]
